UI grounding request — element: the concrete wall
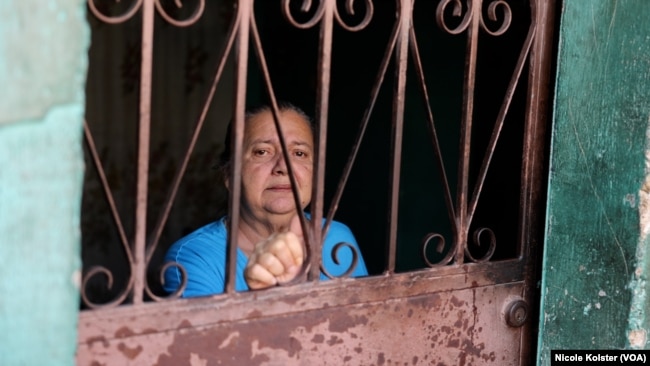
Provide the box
[538,0,650,363]
[0,1,87,365]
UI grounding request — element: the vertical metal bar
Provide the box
[309,0,334,281]
[147,13,240,259]
[226,0,251,294]
[324,19,400,235]
[133,0,155,304]
[385,0,411,274]
[520,0,555,363]
[408,27,456,223]
[454,0,481,265]
[467,10,535,226]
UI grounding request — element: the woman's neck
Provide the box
[235,211,292,256]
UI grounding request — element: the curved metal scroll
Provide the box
[465,227,497,262]
[422,233,455,267]
[320,242,360,279]
[281,0,374,31]
[436,0,511,36]
[87,0,206,27]
[87,0,143,24]
[154,0,206,27]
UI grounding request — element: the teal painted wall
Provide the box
[0,1,87,365]
[539,0,650,363]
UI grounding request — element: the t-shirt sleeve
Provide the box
[163,236,226,298]
[321,221,368,278]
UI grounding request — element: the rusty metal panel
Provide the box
[77,277,526,365]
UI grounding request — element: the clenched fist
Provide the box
[244,215,305,289]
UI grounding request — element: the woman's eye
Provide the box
[255,149,268,156]
[294,151,307,158]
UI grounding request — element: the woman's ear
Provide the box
[223,166,231,191]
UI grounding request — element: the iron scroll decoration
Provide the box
[82,0,206,309]
[82,0,375,308]
[87,0,206,26]
[81,0,522,307]
[281,0,374,31]
[278,0,374,278]
[421,0,514,267]
[436,0,512,35]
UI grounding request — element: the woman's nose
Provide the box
[272,154,288,175]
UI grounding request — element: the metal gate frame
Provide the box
[78,0,557,364]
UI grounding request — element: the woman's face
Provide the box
[239,109,314,222]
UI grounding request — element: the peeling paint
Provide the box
[628,329,647,348]
[77,284,524,365]
[626,118,650,349]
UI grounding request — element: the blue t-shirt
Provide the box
[163,216,367,297]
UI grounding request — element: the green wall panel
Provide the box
[0,0,87,365]
[539,0,650,362]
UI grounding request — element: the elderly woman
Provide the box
[164,103,367,297]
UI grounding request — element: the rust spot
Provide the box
[377,352,385,365]
[247,309,263,318]
[354,346,363,353]
[459,352,467,366]
[326,335,343,346]
[407,309,414,318]
[311,334,325,343]
[412,356,419,365]
[447,339,460,348]
[141,328,158,335]
[461,339,485,357]
[482,351,496,362]
[114,326,135,338]
[407,293,443,310]
[327,313,368,333]
[86,335,109,348]
[90,361,105,366]
[450,296,465,307]
[117,342,143,360]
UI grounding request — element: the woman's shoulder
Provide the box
[166,218,228,257]
[322,219,357,244]
[326,219,353,234]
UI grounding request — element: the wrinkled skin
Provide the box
[229,108,313,289]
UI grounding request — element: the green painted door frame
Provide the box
[538,0,650,362]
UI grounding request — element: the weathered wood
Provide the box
[539,0,650,359]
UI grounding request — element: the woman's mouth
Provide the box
[267,184,292,191]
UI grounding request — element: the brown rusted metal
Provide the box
[132,0,155,306]
[225,0,252,294]
[77,261,526,365]
[80,0,556,363]
[385,0,411,274]
[519,0,557,364]
[308,0,333,282]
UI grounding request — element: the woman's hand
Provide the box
[244,216,305,289]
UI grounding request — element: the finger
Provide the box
[275,264,300,285]
[257,252,286,277]
[244,263,278,290]
[265,233,301,270]
[282,231,304,267]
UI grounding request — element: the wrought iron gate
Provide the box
[77,0,557,364]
